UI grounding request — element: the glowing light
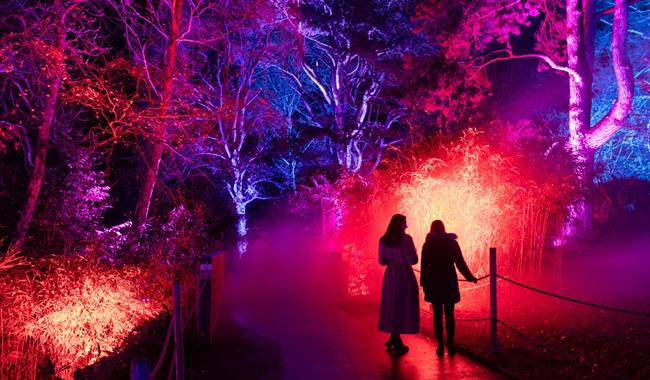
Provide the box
[339,130,570,295]
[1,255,164,379]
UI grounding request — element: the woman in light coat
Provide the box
[378,214,420,354]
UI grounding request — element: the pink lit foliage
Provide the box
[96,204,208,267]
[0,122,21,153]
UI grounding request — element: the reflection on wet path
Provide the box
[224,244,504,380]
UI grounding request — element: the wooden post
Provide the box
[197,259,212,344]
[130,358,150,380]
[211,253,225,343]
[173,281,185,380]
[489,247,498,355]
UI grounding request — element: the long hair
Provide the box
[430,219,446,235]
[381,214,406,247]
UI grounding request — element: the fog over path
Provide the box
[223,233,505,380]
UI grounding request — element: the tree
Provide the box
[107,0,218,227]
[169,0,287,257]
[275,0,425,176]
[0,0,107,250]
[592,0,650,183]
[415,0,635,241]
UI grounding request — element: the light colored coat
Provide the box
[378,234,420,334]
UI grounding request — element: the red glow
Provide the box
[1,253,165,379]
[340,130,570,296]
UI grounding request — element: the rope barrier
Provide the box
[459,281,491,291]
[456,317,490,322]
[149,317,173,380]
[183,281,207,330]
[498,319,632,380]
[497,275,650,318]
[460,274,490,282]
[148,279,203,380]
[412,268,489,283]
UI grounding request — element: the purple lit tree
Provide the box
[416,0,636,241]
[168,1,287,257]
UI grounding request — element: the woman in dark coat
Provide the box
[420,220,478,356]
[378,214,420,355]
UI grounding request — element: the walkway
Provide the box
[219,244,505,380]
[229,297,503,379]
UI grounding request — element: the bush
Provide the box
[0,251,170,380]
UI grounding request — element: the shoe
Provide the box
[447,344,456,356]
[394,344,409,355]
[436,344,444,357]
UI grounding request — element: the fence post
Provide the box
[211,252,226,343]
[489,247,498,355]
[130,358,150,380]
[197,258,212,345]
[173,281,185,380]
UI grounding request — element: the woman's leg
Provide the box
[432,303,444,343]
[444,303,456,354]
[432,303,444,355]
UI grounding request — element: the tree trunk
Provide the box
[560,0,632,243]
[133,0,184,226]
[13,0,66,251]
[235,202,248,258]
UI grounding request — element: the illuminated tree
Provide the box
[275,0,425,176]
[107,0,219,227]
[0,0,108,250]
[592,0,650,183]
[416,0,635,240]
[168,0,287,257]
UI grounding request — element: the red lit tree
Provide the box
[0,0,110,250]
[106,0,219,227]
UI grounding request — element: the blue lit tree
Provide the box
[274,0,427,176]
[592,0,650,183]
[169,1,288,257]
[267,0,431,241]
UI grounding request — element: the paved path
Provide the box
[229,296,504,380]
[222,246,505,380]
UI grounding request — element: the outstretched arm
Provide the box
[452,241,478,282]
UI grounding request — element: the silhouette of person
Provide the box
[420,220,478,356]
[378,214,420,355]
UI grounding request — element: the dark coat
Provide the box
[420,233,476,304]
